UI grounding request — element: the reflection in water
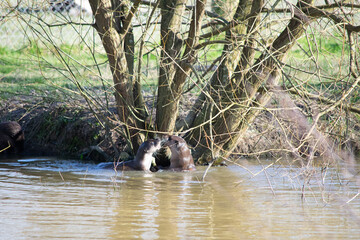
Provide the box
[0,157,359,239]
[109,170,254,239]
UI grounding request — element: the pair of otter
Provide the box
[99,135,195,172]
[0,121,25,154]
[0,121,194,172]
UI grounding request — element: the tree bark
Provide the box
[89,0,144,154]
[156,0,207,133]
[155,0,187,133]
[189,0,314,163]
[183,0,253,138]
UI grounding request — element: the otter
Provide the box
[0,121,25,154]
[98,139,161,171]
[162,135,195,171]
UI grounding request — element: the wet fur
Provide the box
[99,139,161,171]
[0,121,25,154]
[163,135,195,171]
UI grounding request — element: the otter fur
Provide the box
[162,135,195,171]
[98,139,161,171]
[0,121,25,154]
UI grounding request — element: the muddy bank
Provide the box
[1,98,359,162]
[0,99,128,161]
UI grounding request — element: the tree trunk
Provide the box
[89,0,144,154]
[155,0,187,133]
[183,0,253,140]
[189,0,314,163]
[156,0,207,133]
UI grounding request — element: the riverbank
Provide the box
[0,97,123,161]
[1,96,359,162]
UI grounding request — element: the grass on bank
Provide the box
[0,43,110,101]
[0,30,357,104]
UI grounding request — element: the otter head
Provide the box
[139,139,161,155]
[162,135,194,170]
[0,121,24,154]
[135,139,161,170]
[162,135,188,154]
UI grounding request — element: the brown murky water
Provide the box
[0,157,359,239]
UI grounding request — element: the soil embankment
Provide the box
[0,99,127,161]
[1,98,359,162]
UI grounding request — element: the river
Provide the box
[0,156,359,239]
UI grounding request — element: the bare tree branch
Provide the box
[121,0,141,35]
[303,3,360,32]
[286,88,360,115]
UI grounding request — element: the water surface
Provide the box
[0,157,359,239]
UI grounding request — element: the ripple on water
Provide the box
[0,157,359,239]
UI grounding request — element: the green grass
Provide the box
[283,31,353,97]
[0,29,355,104]
[0,43,111,100]
[293,36,347,56]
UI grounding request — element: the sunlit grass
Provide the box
[0,43,111,100]
[0,29,354,103]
